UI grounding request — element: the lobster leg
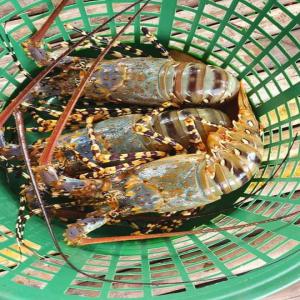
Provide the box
[63,193,130,245]
[55,38,127,60]
[133,109,185,152]
[68,147,164,179]
[23,104,154,133]
[183,115,207,152]
[142,27,170,58]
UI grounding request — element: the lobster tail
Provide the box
[205,82,263,195]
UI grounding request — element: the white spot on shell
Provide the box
[234,149,241,156]
[247,120,254,127]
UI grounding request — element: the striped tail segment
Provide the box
[205,83,263,195]
[159,61,240,106]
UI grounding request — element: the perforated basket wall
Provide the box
[0,0,299,299]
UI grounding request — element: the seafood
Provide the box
[0,0,263,248]
[25,56,240,108]
[1,83,264,245]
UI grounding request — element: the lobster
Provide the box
[1,82,264,246]
[0,0,264,246]
[1,0,299,288]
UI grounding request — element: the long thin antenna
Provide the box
[29,0,71,44]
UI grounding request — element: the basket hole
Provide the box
[21,1,51,16]
[185,261,214,272]
[109,291,143,298]
[234,2,258,20]
[180,250,206,261]
[216,245,244,260]
[66,288,100,297]
[150,263,176,271]
[250,231,274,247]
[189,267,222,281]
[112,2,134,14]
[31,261,60,273]
[114,274,142,281]
[287,205,300,223]
[258,235,287,253]
[84,3,107,16]
[173,237,194,249]
[204,3,226,21]
[152,285,186,296]
[117,260,141,267]
[288,99,299,117]
[151,269,179,279]
[60,7,81,22]
[284,188,300,201]
[173,20,192,32]
[225,253,256,269]
[209,55,224,67]
[71,279,103,288]
[0,255,18,269]
[255,200,271,214]
[171,30,189,41]
[242,228,264,242]
[92,254,111,259]
[149,256,173,265]
[11,24,32,42]
[279,182,298,196]
[169,40,185,50]
[232,258,266,274]
[284,65,299,86]
[151,276,183,285]
[89,16,109,28]
[142,17,159,26]
[112,280,143,289]
[268,239,299,259]
[274,203,293,218]
[22,267,54,281]
[86,258,110,266]
[82,265,108,272]
[13,275,47,289]
[280,34,299,57]
[116,267,141,274]
[0,2,16,19]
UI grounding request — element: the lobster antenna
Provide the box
[0,0,147,128]
[29,0,71,45]
[78,210,300,245]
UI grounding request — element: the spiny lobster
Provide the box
[0,0,299,287]
[0,0,263,246]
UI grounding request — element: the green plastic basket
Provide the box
[0,0,299,299]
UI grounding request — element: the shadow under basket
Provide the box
[0,0,299,299]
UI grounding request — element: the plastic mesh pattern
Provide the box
[0,0,299,299]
